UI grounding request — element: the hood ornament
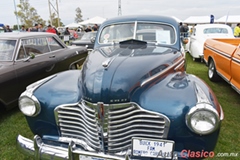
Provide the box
[102,57,116,69]
[102,58,111,69]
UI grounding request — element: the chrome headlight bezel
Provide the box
[186,103,220,135]
[18,94,41,117]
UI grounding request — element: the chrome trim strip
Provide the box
[231,83,240,95]
[141,57,184,87]
[194,82,210,104]
[25,74,57,95]
[232,57,240,64]
[205,44,231,59]
[216,71,230,83]
[219,105,224,121]
[69,57,86,69]
[174,58,185,71]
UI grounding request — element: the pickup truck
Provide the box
[204,38,240,94]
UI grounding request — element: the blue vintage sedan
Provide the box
[17,15,223,160]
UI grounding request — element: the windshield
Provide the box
[99,22,176,44]
[0,40,16,61]
[81,32,97,40]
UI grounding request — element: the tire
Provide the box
[70,63,77,70]
[208,59,220,82]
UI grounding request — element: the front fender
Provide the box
[25,70,82,136]
[131,72,221,152]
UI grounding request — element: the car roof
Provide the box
[195,24,232,29]
[101,15,178,27]
[0,32,57,39]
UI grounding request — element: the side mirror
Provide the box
[29,52,35,59]
[24,52,35,62]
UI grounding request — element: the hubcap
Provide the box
[208,61,214,78]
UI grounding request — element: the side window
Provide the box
[0,40,16,61]
[17,45,28,60]
[47,37,64,51]
[20,38,50,57]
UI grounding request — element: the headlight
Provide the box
[186,103,220,135]
[19,95,41,117]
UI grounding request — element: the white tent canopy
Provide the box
[65,22,82,28]
[216,15,240,23]
[183,16,212,24]
[79,16,106,25]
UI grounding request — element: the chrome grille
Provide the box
[54,101,170,153]
[55,102,101,150]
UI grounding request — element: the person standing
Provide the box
[4,25,12,32]
[85,26,92,32]
[179,22,184,35]
[46,25,56,34]
[53,26,59,35]
[38,24,44,32]
[234,23,240,37]
[20,25,26,32]
[93,24,98,31]
[63,27,70,44]
[183,23,189,37]
[30,24,39,32]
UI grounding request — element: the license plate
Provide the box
[132,137,174,159]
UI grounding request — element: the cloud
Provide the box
[0,0,239,26]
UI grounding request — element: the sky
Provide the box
[0,0,240,27]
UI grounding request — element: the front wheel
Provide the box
[208,59,220,82]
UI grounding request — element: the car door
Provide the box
[13,37,58,98]
[47,36,88,70]
[0,39,20,108]
[230,47,240,90]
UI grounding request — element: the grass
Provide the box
[0,52,240,159]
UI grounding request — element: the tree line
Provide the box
[13,0,83,30]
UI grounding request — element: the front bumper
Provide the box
[17,135,129,160]
[17,135,190,160]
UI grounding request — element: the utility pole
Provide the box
[48,0,60,27]
[13,0,20,30]
[118,0,122,16]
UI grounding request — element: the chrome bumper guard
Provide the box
[17,135,129,160]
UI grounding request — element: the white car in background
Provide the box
[189,24,234,61]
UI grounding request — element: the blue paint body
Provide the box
[23,15,222,159]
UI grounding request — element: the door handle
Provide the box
[49,55,55,58]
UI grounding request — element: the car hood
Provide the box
[81,44,183,103]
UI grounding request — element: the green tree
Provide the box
[14,0,46,28]
[13,25,21,30]
[48,12,64,27]
[75,7,83,23]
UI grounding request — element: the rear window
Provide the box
[203,28,228,34]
